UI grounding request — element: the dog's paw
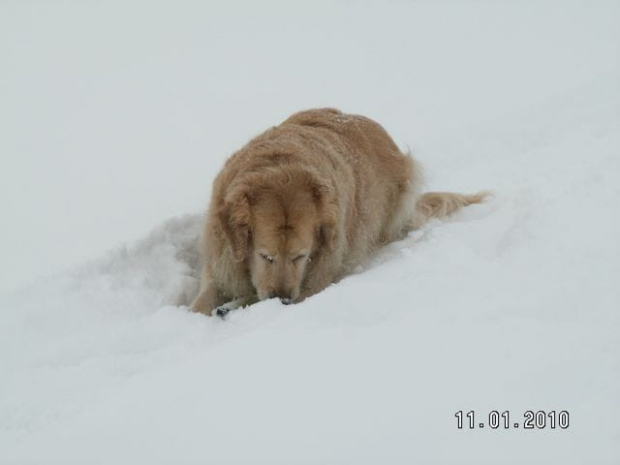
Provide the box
[215,306,230,318]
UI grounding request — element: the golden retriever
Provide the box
[191,108,488,316]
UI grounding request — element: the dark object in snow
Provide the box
[215,307,230,318]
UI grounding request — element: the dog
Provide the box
[191,108,488,316]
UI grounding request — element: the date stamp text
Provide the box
[455,410,570,430]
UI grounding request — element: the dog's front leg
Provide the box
[190,275,227,317]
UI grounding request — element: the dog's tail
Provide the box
[416,191,491,223]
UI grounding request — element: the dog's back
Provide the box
[283,109,424,255]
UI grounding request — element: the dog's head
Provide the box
[218,169,337,304]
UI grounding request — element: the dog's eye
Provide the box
[259,253,275,263]
[292,254,307,263]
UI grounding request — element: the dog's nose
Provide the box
[280,297,294,305]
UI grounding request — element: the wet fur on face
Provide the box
[247,188,318,302]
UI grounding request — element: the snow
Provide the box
[1,1,619,463]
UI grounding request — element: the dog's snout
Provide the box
[266,289,293,304]
[273,287,293,303]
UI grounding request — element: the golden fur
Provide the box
[191,108,488,316]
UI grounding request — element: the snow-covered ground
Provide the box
[1,1,619,463]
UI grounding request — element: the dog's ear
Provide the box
[318,220,337,249]
[311,179,339,250]
[219,189,253,262]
